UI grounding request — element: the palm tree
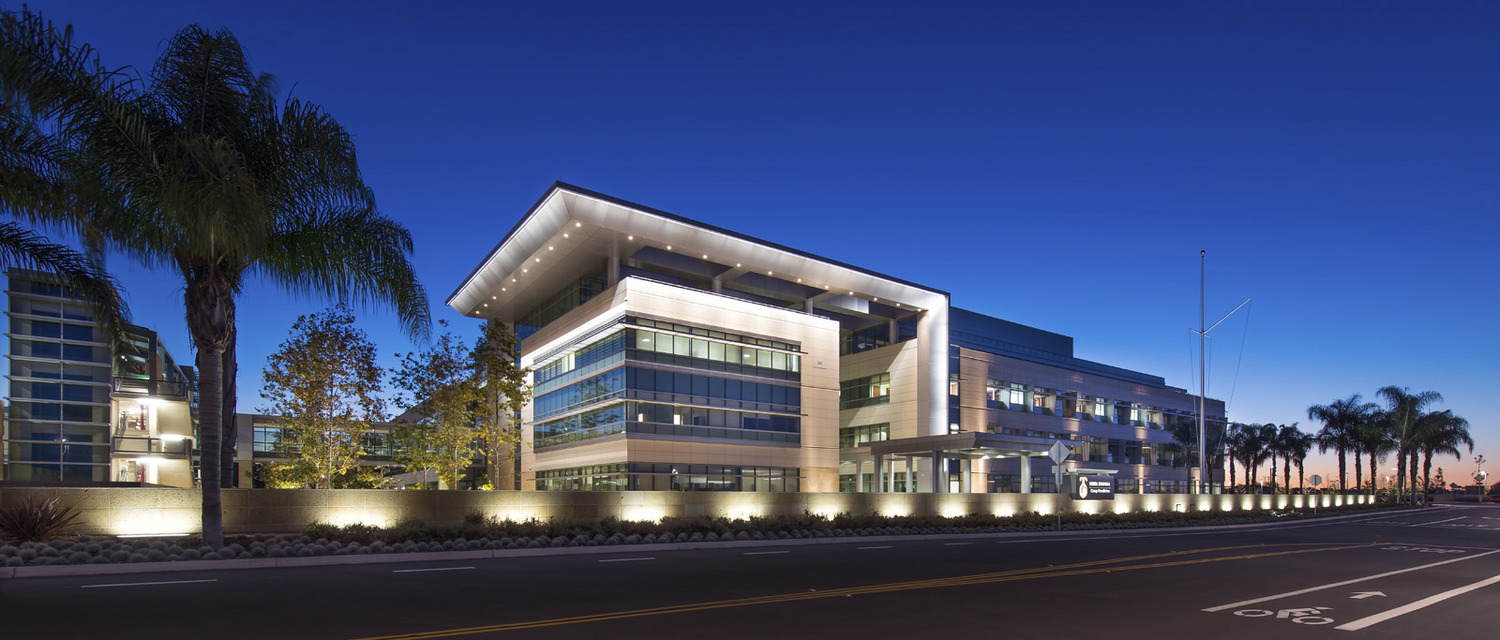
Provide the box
[1414,410,1472,502]
[1223,423,1251,493]
[1,14,430,547]
[0,37,128,341]
[1377,386,1442,503]
[1309,394,1378,493]
[1356,411,1394,495]
[1244,423,1276,493]
[1286,428,1314,492]
[1275,423,1304,493]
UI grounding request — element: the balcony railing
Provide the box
[112,376,190,399]
[110,433,193,458]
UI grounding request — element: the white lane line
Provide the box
[1411,516,1467,527]
[1202,549,1500,612]
[943,542,972,546]
[392,566,474,574]
[743,551,789,556]
[598,557,655,563]
[82,579,217,589]
[858,546,893,550]
[1336,573,1500,631]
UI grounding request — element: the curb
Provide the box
[0,508,1393,580]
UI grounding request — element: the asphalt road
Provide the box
[4,504,1498,640]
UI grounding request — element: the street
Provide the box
[4,505,1498,639]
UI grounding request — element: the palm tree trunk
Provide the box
[1368,451,1377,496]
[219,329,237,488]
[185,276,233,549]
[1228,457,1236,493]
[1353,449,1363,494]
[1283,454,1292,494]
[1337,447,1346,495]
[1421,451,1433,503]
[1409,450,1420,503]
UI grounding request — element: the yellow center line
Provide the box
[350,541,1381,640]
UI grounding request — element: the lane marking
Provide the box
[857,546,893,550]
[81,579,217,589]
[598,557,655,563]
[1335,573,1500,631]
[1202,549,1500,612]
[1410,516,1466,527]
[392,567,475,574]
[943,542,972,546]
[349,542,1375,640]
[743,551,789,556]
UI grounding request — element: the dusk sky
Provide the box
[12,1,1497,487]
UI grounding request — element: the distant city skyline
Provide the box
[9,0,1495,488]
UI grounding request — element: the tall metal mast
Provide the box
[1199,250,1207,494]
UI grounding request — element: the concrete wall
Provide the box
[0,486,1374,536]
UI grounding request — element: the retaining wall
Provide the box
[0,487,1373,536]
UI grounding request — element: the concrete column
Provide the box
[886,455,896,493]
[607,239,620,286]
[874,454,884,494]
[905,455,915,493]
[960,458,971,493]
[888,318,898,345]
[932,448,945,493]
[1020,454,1032,494]
[712,276,722,294]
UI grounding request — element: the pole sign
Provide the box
[1072,475,1115,500]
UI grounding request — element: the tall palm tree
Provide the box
[1275,423,1304,494]
[1377,386,1442,503]
[1286,428,1314,492]
[1,13,430,547]
[1414,410,1472,502]
[1223,423,1251,493]
[1244,423,1276,493]
[1309,394,1377,493]
[0,39,128,341]
[1356,411,1394,495]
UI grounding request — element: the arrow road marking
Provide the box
[1203,549,1500,612]
[1349,591,1385,599]
[1336,573,1500,631]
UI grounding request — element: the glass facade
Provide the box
[537,463,799,492]
[529,316,803,490]
[839,373,890,410]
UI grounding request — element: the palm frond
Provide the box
[0,221,128,345]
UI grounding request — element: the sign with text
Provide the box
[1071,475,1115,500]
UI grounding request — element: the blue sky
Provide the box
[13,1,1498,485]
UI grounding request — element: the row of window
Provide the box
[839,423,890,449]
[979,378,1208,427]
[630,317,800,352]
[534,367,802,420]
[11,319,95,342]
[10,340,105,362]
[839,373,891,410]
[10,361,106,382]
[536,463,800,492]
[9,401,107,423]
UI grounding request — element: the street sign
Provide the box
[1046,441,1069,465]
[1071,475,1114,500]
[1310,474,1323,487]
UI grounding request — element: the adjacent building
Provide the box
[447,184,1224,494]
[3,269,198,486]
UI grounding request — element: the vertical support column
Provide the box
[607,238,620,287]
[1020,453,1032,494]
[886,455,896,493]
[932,448,945,493]
[915,302,950,437]
[874,454,884,494]
[905,455,915,493]
[888,318,898,345]
[960,458,971,493]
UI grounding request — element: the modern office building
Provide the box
[448,184,1224,494]
[4,269,198,486]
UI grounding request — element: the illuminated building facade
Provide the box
[450,184,1225,494]
[4,269,198,486]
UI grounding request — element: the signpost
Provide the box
[1046,441,1070,530]
[1309,475,1323,515]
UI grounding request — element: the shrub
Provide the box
[0,497,83,542]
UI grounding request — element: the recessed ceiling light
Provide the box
[575,221,581,227]
[534,257,540,262]
[548,246,554,251]
[627,235,634,241]
[873,297,878,302]
[701,254,707,259]
[522,268,528,273]
[666,245,672,250]
[563,232,569,238]
[796,278,801,283]
[511,278,517,282]
[735,263,741,267]
[491,295,496,299]
[482,303,488,307]
[501,287,506,291]
[767,271,773,275]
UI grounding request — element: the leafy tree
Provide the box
[1355,411,1394,496]
[391,322,481,490]
[262,307,387,490]
[1222,423,1249,492]
[473,320,532,489]
[0,12,429,547]
[1283,427,1314,492]
[1309,394,1378,493]
[1243,423,1276,492]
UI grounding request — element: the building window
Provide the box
[1009,383,1026,409]
[840,373,891,410]
[839,423,890,449]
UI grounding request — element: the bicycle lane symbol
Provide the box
[1233,606,1336,625]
